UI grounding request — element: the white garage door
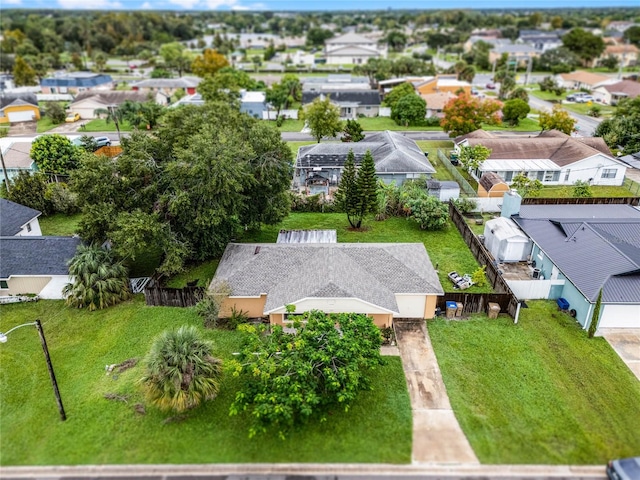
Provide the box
[7,110,36,122]
[599,304,640,328]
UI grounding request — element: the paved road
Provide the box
[527,96,602,137]
[0,463,606,479]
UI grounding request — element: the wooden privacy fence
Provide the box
[448,202,519,318]
[143,286,204,307]
[436,293,514,317]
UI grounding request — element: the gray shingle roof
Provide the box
[296,130,435,174]
[513,206,640,303]
[213,243,444,314]
[302,90,381,106]
[0,236,82,278]
[71,91,150,106]
[0,199,41,236]
[0,93,38,110]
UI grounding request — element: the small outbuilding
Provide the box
[426,180,460,202]
[478,172,509,197]
[483,217,532,263]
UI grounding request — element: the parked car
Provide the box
[575,95,594,103]
[566,92,591,102]
[485,83,496,90]
[94,136,111,148]
[65,112,81,123]
[606,456,640,480]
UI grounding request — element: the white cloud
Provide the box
[3,0,22,5]
[57,0,122,8]
[167,0,201,7]
[204,0,239,8]
[140,1,153,7]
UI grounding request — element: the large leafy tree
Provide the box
[301,95,342,143]
[441,93,502,137]
[191,48,229,77]
[63,245,131,311]
[30,134,80,175]
[562,28,605,67]
[341,119,365,142]
[12,55,36,86]
[534,47,580,73]
[511,173,542,198]
[4,171,52,215]
[381,82,415,109]
[117,100,165,130]
[458,144,491,171]
[229,311,383,438]
[159,42,192,76]
[391,93,426,127]
[594,97,640,155]
[539,105,576,135]
[141,325,222,413]
[502,98,531,127]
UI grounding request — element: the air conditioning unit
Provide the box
[532,268,541,279]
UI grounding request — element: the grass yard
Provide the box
[36,117,59,133]
[0,298,412,465]
[165,259,219,288]
[415,140,457,182]
[529,88,566,102]
[38,213,82,236]
[239,213,492,293]
[484,117,540,132]
[428,300,640,464]
[82,119,133,132]
[562,103,615,117]
[288,140,316,157]
[275,117,444,133]
[537,185,637,198]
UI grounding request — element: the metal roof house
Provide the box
[302,90,382,119]
[211,242,444,327]
[294,130,435,196]
[506,196,640,330]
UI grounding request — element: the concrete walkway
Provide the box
[394,319,479,465]
[599,328,640,381]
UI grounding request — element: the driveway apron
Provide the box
[599,328,640,381]
[394,319,479,465]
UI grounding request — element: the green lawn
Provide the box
[275,117,444,133]
[538,185,637,198]
[562,103,615,117]
[484,117,540,132]
[429,300,640,464]
[82,119,133,132]
[0,298,411,465]
[529,88,566,102]
[238,213,492,293]
[415,140,457,182]
[288,140,316,157]
[38,213,82,236]
[165,260,219,288]
[36,117,59,133]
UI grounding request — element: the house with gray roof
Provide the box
[41,72,113,94]
[324,32,387,65]
[302,90,382,119]
[131,77,201,105]
[0,236,82,299]
[294,130,435,195]
[504,194,640,329]
[0,140,37,183]
[0,199,42,236]
[68,91,151,120]
[454,129,628,187]
[212,242,444,327]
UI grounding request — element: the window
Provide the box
[552,171,560,181]
[0,280,8,289]
[544,171,555,182]
[26,222,31,232]
[601,169,617,179]
[504,171,514,182]
[536,171,544,181]
[564,169,571,181]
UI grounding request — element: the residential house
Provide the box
[0,199,42,236]
[212,242,444,327]
[170,93,205,108]
[0,93,40,124]
[508,199,640,329]
[517,30,564,53]
[40,72,113,94]
[556,70,612,91]
[463,35,501,53]
[606,21,637,32]
[301,90,382,119]
[130,77,201,105]
[324,32,387,65]
[488,43,538,67]
[0,236,81,299]
[599,44,639,68]
[592,80,640,105]
[413,76,472,96]
[240,91,267,119]
[302,75,371,92]
[69,91,151,120]
[420,91,456,117]
[0,140,36,183]
[294,130,435,195]
[454,129,627,187]
[619,150,640,170]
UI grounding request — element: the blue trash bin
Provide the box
[557,298,570,310]
[446,301,457,318]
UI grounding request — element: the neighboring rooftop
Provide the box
[131,77,201,89]
[0,198,41,236]
[325,32,377,45]
[276,230,337,244]
[41,72,113,88]
[302,90,381,106]
[297,130,435,175]
[71,91,150,106]
[0,141,33,169]
[0,93,38,110]
[213,243,443,314]
[0,236,82,278]
[599,80,640,98]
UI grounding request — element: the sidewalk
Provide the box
[394,319,479,465]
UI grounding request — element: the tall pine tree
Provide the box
[335,149,378,229]
[355,150,378,228]
[335,150,359,228]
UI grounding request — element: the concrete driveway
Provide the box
[599,328,640,381]
[394,319,478,465]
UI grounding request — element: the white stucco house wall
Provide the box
[324,32,387,65]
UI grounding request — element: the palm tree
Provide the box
[63,245,131,311]
[141,326,222,413]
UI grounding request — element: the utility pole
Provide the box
[35,320,66,421]
[524,55,533,86]
[0,147,10,193]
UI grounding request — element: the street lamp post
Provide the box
[0,319,67,421]
[108,104,121,143]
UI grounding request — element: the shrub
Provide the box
[45,182,79,214]
[587,105,601,118]
[290,192,339,213]
[404,194,449,230]
[141,325,223,413]
[453,197,477,214]
[5,171,53,215]
[471,265,487,287]
[195,280,231,329]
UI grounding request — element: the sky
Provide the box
[8,0,640,10]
